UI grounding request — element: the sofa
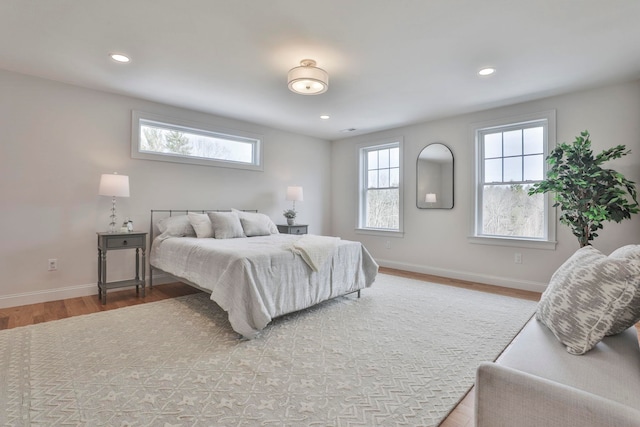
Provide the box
[475,244,640,426]
[475,316,640,426]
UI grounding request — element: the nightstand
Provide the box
[277,224,308,235]
[97,231,147,304]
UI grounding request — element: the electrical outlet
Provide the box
[514,253,522,264]
[48,258,58,271]
[385,240,391,249]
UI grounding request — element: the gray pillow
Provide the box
[157,215,196,237]
[187,212,214,238]
[536,245,639,355]
[607,245,640,335]
[232,209,279,235]
[208,211,245,239]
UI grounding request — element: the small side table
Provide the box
[277,224,308,235]
[97,231,147,304]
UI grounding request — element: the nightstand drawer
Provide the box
[277,224,308,235]
[289,226,307,235]
[106,236,144,249]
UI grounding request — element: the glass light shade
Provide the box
[286,186,304,202]
[287,60,328,95]
[99,173,130,197]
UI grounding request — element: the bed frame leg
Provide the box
[357,290,361,298]
[149,266,153,288]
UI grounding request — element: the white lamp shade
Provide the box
[99,173,130,197]
[425,193,437,203]
[286,186,304,202]
[287,60,328,95]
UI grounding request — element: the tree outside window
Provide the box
[477,121,548,240]
[360,143,401,230]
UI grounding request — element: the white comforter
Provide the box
[150,234,378,338]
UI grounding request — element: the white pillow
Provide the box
[187,212,214,238]
[208,211,245,239]
[536,245,640,354]
[157,215,196,237]
[232,209,279,236]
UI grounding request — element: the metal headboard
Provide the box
[149,209,258,242]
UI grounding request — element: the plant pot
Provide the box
[287,218,294,225]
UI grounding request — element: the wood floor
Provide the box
[0,267,542,426]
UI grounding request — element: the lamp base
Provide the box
[108,197,118,233]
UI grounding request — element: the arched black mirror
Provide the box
[417,143,454,209]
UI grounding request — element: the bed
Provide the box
[149,209,378,338]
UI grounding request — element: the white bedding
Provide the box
[150,234,378,338]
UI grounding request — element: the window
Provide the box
[471,111,556,248]
[358,139,403,233]
[131,111,263,171]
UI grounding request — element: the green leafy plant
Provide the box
[528,130,638,247]
[283,209,297,219]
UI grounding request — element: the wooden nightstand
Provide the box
[277,224,308,235]
[97,231,147,304]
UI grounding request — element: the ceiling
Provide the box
[2,1,640,141]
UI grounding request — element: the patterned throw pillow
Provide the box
[536,245,639,355]
[607,245,640,335]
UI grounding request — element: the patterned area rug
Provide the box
[0,273,537,426]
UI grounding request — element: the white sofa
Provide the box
[475,316,640,427]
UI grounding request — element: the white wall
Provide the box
[0,69,331,307]
[331,80,640,292]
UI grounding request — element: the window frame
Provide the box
[356,138,404,236]
[131,110,263,171]
[469,110,557,250]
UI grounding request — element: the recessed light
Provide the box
[478,67,496,76]
[340,128,357,133]
[320,115,330,120]
[110,53,130,63]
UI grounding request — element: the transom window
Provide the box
[472,111,556,248]
[358,140,403,232]
[131,111,263,171]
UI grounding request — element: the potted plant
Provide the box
[283,209,297,225]
[528,130,638,247]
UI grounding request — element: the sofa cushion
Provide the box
[498,317,640,409]
[536,245,639,354]
[608,245,640,335]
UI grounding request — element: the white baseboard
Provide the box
[0,283,97,309]
[0,273,178,309]
[376,258,548,293]
[0,264,544,310]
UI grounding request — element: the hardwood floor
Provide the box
[0,267,542,426]
[0,282,202,330]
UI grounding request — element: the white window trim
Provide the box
[355,137,404,236]
[131,110,264,171]
[468,110,557,250]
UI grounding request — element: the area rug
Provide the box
[0,273,537,426]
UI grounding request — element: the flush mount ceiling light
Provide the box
[109,53,130,63]
[288,59,328,95]
[478,67,496,76]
